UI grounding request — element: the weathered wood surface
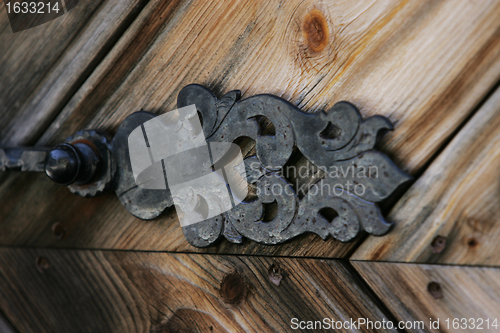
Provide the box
[0,248,397,333]
[0,0,500,257]
[352,261,500,333]
[352,86,500,266]
[0,0,147,147]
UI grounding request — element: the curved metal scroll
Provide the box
[176,84,411,247]
[115,84,411,247]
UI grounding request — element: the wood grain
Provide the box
[352,86,500,266]
[40,0,500,173]
[0,248,397,333]
[352,261,500,333]
[0,0,147,147]
[1,0,500,256]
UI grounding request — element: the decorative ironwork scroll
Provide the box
[174,84,411,247]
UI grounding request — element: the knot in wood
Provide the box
[219,272,248,304]
[427,281,443,299]
[36,256,50,273]
[302,10,329,53]
[430,235,447,254]
[268,263,284,286]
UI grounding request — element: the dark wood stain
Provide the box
[219,272,248,304]
[430,235,447,254]
[427,281,443,299]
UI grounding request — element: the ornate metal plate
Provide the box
[116,84,411,247]
[0,84,411,248]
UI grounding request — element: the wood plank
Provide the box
[352,86,500,265]
[352,261,500,333]
[0,248,397,333]
[40,0,500,172]
[1,0,500,256]
[0,0,147,147]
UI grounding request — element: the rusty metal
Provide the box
[0,147,50,172]
[64,130,115,197]
[0,84,411,248]
[111,111,173,220]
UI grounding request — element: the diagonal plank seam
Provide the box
[26,0,153,147]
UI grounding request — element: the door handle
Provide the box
[1,130,114,197]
